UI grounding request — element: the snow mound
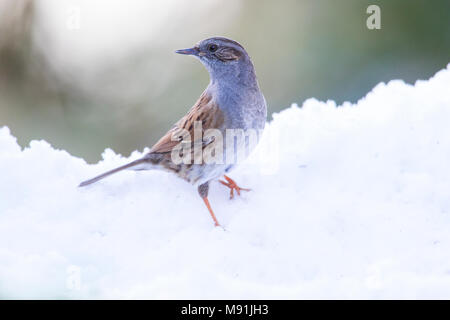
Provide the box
[1,65,450,299]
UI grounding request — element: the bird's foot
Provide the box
[219,175,251,199]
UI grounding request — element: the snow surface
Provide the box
[1,65,450,299]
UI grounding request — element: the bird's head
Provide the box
[175,37,255,84]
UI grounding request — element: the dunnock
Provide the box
[79,37,267,227]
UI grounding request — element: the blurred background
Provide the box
[0,0,449,162]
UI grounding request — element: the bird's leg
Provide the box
[219,175,251,199]
[202,197,220,227]
[198,182,220,227]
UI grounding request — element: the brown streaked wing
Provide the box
[149,91,225,155]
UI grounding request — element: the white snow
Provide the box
[1,65,450,299]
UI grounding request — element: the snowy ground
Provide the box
[1,65,450,299]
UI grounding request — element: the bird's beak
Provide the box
[175,47,199,56]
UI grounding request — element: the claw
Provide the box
[219,175,251,199]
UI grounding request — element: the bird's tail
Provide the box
[78,158,149,187]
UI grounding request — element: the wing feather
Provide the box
[149,91,224,155]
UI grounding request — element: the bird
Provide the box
[79,37,267,227]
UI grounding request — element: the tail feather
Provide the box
[79,158,148,187]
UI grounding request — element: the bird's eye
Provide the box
[208,44,218,52]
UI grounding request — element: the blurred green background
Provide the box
[1,0,449,162]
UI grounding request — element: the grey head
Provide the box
[175,37,258,88]
[176,37,267,132]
